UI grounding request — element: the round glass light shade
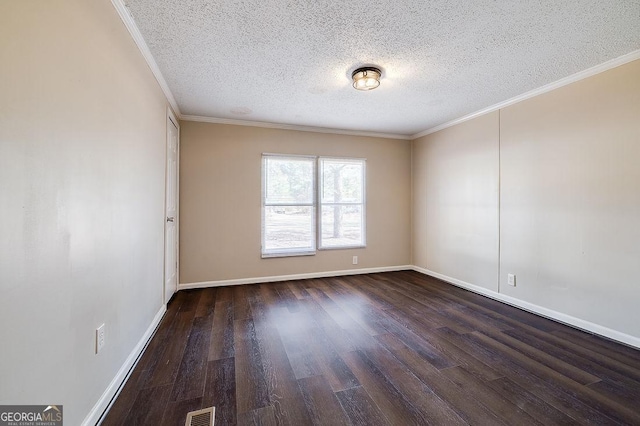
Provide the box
[352,67,381,91]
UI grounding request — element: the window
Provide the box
[262,154,366,257]
[319,158,365,249]
[262,155,316,257]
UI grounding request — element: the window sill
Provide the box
[318,245,366,251]
[261,251,316,259]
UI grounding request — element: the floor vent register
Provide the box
[185,406,215,426]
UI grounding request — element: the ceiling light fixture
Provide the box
[352,67,381,91]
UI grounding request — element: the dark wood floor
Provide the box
[101,271,640,425]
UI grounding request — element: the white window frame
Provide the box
[261,154,317,258]
[261,154,366,258]
[318,157,367,250]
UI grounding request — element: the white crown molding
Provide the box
[107,3,639,143]
[179,265,413,290]
[181,115,412,140]
[110,0,181,117]
[83,305,166,426]
[411,49,640,139]
[412,266,640,349]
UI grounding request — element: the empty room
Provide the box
[1,0,640,425]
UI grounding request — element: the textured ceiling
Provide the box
[124,0,640,136]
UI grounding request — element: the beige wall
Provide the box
[412,59,640,339]
[2,5,635,424]
[500,60,640,337]
[0,1,170,424]
[179,122,411,284]
[412,112,500,291]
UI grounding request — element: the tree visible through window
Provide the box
[261,154,366,257]
[319,158,365,248]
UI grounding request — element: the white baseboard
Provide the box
[83,305,167,426]
[411,266,640,349]
[179,265,413,290]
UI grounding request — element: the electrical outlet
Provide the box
[507,274,516,287]
[96,324,105,354]
[352,256,358,265]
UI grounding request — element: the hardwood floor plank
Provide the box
[342,350,429,425]
[299,292,358,355]
[195,287,217,317]
[419,368,507,425]
[286,280,311,300]
[504,329,640,382]
[436,327,624,424]
[192,311,214,334]
[397,271,565,332]
[344,306,456,369]
[123,384,171,425]
[483,328,601,385]
[439,305,514,334]
[170,316,212,401]
[304,287,366,353]
[138,291,200,388]
[373,333,504,426]
[215,286,234,303]
[275,282,301,313]
[329,275,395,311]
[160,397,202,426]
[374,333,440,376]
[255,282,285,311]
[209,299,235,361]
[179,289,203,314]
[276,296,359,392]
[250,285,313,425]
[435,289,640,384]
[389,324,463,370]
[382,308,502,379]
[146,310,196,388]
[234,318,270,414]
[102,271,640,426]
[99,369,143,425]
[486,377,578,425]
[530,328,640,383]
[233,284,253,321]
[352,277,474,334]
[503,327,640,399]
[402,272,640,385]
[551,329,640,370]
[276,309,324,379]
[319,285,386,337]
[237,405,278,426]
[297,375,352,426]
[374,273,468,313]
[587,377,640,408]
[292,300,360,391]
[469,330,640,425]
[135,293,185,372]
[441,366,539,425]
[362,335,468,425]
[335,386,391,426]
[203,357,237,426]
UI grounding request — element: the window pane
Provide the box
[320,159,363,204]
[264,206,315,253]
[265,157,314,204]
[320,205,363,247]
